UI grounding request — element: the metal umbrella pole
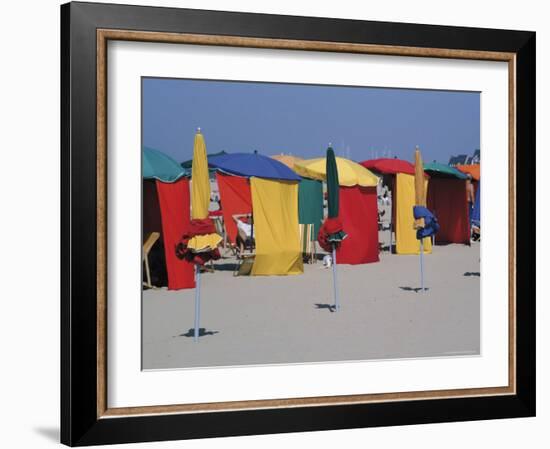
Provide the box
[194,265,201,342]
[419,239,425,292]
[332,244,340,311]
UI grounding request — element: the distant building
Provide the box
[448,149,480,166]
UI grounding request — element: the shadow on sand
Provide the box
[211,262,239,272]
[179,328,220,338]
[399,286,430,293]
[314,303,336,312]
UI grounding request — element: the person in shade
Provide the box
[232,213,254,253]
[466,173,476,222]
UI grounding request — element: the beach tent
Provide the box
[456,162,480,198]
[271,154,304,170]
[359,158,432,255]
[361,158,416,176]
[455,163,480,181]
[215,172,252,244]
[471,185,480,226]
[271,155,323,238]
[294,157,380,265]
[181,150,227,171]
[424,162,470,245]
[297,178,324,238]
[142,147,195,290]
[209,153,303,276]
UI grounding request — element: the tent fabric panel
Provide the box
[395,173,433,255]
[471,184,481,224]
[143,180,168,286]
[250,178,303,276]
[337,186,380,264]
[298,178,324,238]
[155,179,195,290]
[143,180,163,238]
[216,172,252,244]
[427,178,470,244]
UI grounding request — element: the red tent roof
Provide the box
[360,158,416,175]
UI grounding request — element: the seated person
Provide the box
[232,213,254,253]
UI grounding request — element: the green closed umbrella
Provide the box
[326,147,339,218]
[325,146,345,312]
[326,147,347,243]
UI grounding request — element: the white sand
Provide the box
[142,239,480,370]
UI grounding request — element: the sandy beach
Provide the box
[142,237,480,370]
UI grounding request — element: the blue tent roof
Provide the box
[143,146,188,182]
[208,152,300,181]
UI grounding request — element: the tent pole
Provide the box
[332,245,340,311]
[420,239,425,292]
[389,210,392,254]
[194,265,201,342]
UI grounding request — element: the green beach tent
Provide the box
[298,178,323,238]
[143,146,188,182]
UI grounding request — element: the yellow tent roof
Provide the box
[270,154,304,170]
[294,157,379,187]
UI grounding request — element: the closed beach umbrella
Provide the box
[414,147,426,208]
[414,146,427,292]
[191,131,210,220]
[326,148,340,218]
[188,130,221,342]
[325,147,345,311]
[295,157,378,187]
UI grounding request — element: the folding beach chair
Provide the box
[142,232,160,288]
[233,224,256,276]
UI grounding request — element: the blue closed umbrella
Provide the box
[209,152,300,181]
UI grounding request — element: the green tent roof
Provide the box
[143,146,188,183]
[424,162,467,179]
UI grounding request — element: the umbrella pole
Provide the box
[420,239,425,292]
[194,265,201,342]
[332,245,340,311]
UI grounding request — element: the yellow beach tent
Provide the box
[294,157,378,187]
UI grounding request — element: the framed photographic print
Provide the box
[61,1,536,446]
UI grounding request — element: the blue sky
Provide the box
[142,77,480,164]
